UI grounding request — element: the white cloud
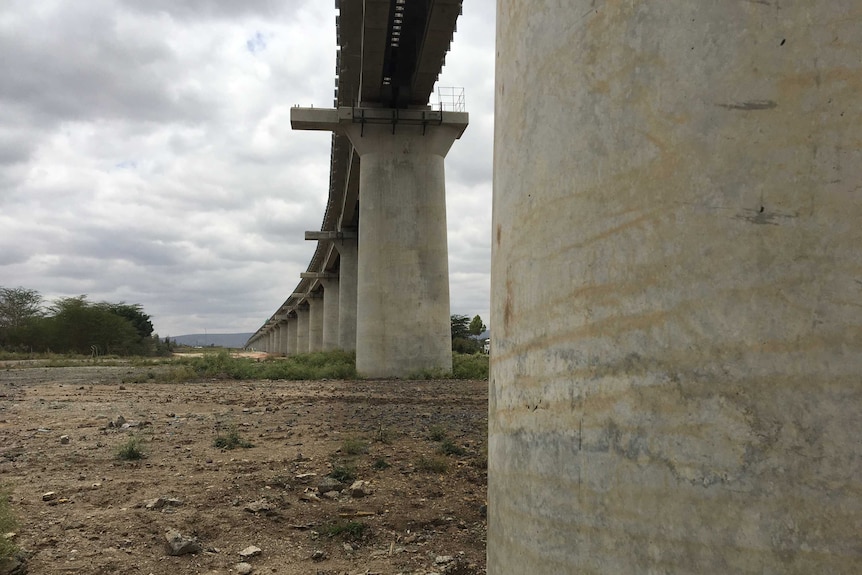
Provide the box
[0,0,495,336]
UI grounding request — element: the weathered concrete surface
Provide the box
[321,277,340,351]
[286,314,297,356]
[345,120,465,378]
[336,238,358,352]
[490,2,862,573]
[295,305,309,354]
[308,294,324,352]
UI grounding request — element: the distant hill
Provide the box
[170,333,253,349]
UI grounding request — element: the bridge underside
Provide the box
[247,1,466,377]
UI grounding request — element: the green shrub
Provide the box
[213,426,254,449]
[321,520,367,541]
[372,425,392,444]
[428,425,447,441]
[416,455,448,474]
[452,353,489,379]
[116,436,145,460]
[169,350,357,382]
[372,457,390,470]
[438,438,466,456]
[341,439,368,456]
[329,465,356,483]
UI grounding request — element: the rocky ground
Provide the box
[0,363,488,574]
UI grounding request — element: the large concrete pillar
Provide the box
[307,293,324,352]
[273,322,282,356]
[490,2,862,573]
[321,278,340,351]
[347,116,465,377]
[278,319,289,355]
[295,305,309,354]
[291,108,467,376]
[335,238,357,352]
[286,314,298,357]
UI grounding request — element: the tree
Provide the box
[468,315,486,336]
[451,314,481,354]
[0,287,44,349]
[451,315,471,340]
[104,303,154,340]
[0,287,44,329]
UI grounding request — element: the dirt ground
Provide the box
[0,363,488,575]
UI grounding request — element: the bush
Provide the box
[438,438,466,456]
[329,465,356,483]
[452,353,488,379]
[428,425,447,441]
[170,350,357,382]
[213,426,254,449]
[372,457,390,470]
[116,436,145,460]
[341,439,368,456]
[321,520,367,541]
[415,455,448,473]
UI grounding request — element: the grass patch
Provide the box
[372,425,393,444]
[329,465,356,483]
[0,489,18,560]
[438,438,466,456]
[116,435,145,460]
[452,353,489,380]
[341,439,368,456]
[427,425,447,441]
[213,426,254,450]
[162,350,357,382]
[372,457,390,471]
[415,455,448,474]
[320,520,367,541]
[408,366,452,380]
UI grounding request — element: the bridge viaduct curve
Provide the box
[246,0,467,379]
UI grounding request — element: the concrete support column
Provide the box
[273,323,282,356]
[335,238,358,352]
[344,119,465,378]
[307,294,324,352]
[279,320,290,355]
[267,330,274,353]
[295,305,309,354]
[490,2,862,573]
[286,315,298,357]
[321,278,340,351]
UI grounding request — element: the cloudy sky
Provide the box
[0,0,495,337]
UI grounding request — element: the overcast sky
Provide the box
[0,0,495,337]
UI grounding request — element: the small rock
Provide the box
[342,542,354,553]
[238,545,261,559]
[317,477,344,492]
[235,562,253,575]
[164,530,201,556]
[294,472,316,483]
[349,480,370,498]
[310,549,327,561]
[0,550,27,575]
[320,490,340,500]
[59,435,70,445]
[435,555,454,564]
[145,497,183,510]
[243,500,274,515]
[41,492,56,502]
[115,415,126,427]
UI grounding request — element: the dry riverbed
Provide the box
[0,363,488,575]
